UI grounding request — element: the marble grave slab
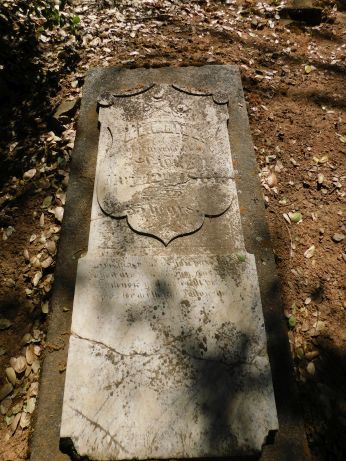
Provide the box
[60,69,278,460]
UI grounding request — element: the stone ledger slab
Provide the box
[60,66,278,460]
[62,254,276,459]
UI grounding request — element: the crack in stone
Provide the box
[69,405,128,454]
[121,178,192,188]
[72,332,163,358]
[72,332,260,371]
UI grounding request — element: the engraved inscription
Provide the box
[61,255,278,459]
[96,84,235,245]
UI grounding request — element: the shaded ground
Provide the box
[0,1,345,460]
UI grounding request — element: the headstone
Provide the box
[60,67,278,460]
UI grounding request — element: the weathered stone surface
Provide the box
[61,254,277,459]
[60,66,278,460]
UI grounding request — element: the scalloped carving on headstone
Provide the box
[96,84,234,245]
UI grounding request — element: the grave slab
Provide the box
[30,66,309,461]
[60,67,278,459]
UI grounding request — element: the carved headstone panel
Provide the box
[96,84,234,244]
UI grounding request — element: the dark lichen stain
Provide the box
[214,255,243,287]
[153,279,172,299]
[180,299,190,308]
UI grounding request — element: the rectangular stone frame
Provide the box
[30,66,310,461]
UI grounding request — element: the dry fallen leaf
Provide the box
[32,360,40,374]
[10,413,21,434]
[0,383,13,402]
[313,155,328,164]
[41,301,49,314]
[306,361,316,376]
[54,206,64,222]
[13,355,27,374]
[266,172,278,187]
[41,256,53,269]
[304,245,316,259]
[0,318,12,330]
[19,411,31,429]
[26,345,36,365]
[23,249,30,261]
[289,212,302,223]
[304,64,316,74]
[41,196,53,209]
[23,169,36,180]
[25,397,36,414]
[5,367,16,386]
[32,271,42,287]
[46,240,57,255]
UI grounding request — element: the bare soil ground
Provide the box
[0,1,345,460]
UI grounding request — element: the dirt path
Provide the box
[0,1,345,460]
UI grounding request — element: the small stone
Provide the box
[0,383,13,402]
[332,233,345,243]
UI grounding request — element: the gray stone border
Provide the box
[30,65,309,461]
